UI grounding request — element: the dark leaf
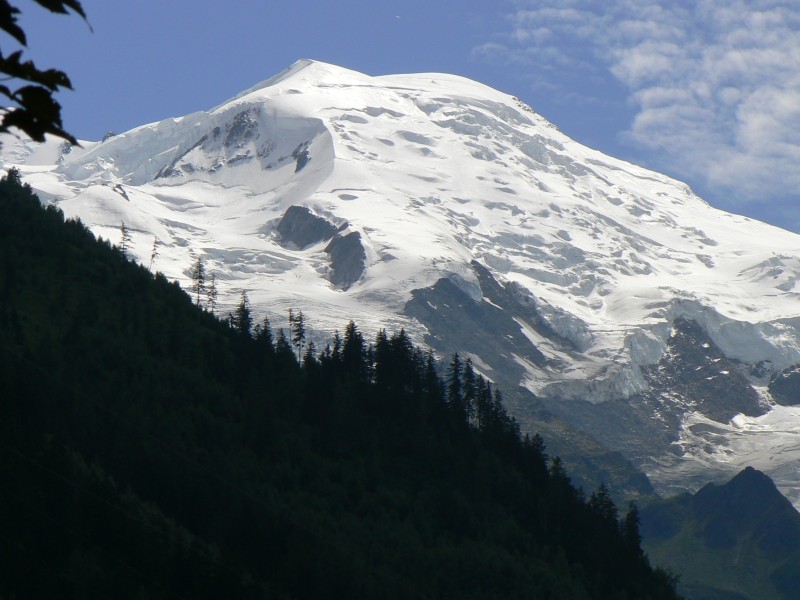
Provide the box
[1,107,46,141]
[2,85,76,144]
[31,0,86,20]
[2,109,77,145]
[0,0,26,44]
[13,83,61,117]
[0,51,72,90]
[0,1,88,145]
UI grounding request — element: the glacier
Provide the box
[5,59,800,504]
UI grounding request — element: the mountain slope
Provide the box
[4,59,800,503]
[0,174,682,599]
[641,467,800,600]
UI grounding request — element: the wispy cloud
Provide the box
[478,1,800,207]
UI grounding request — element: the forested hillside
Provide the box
[0,172,681,599]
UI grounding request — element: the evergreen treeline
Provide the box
[0,172,681,599]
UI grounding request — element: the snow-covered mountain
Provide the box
[5,59,800,504]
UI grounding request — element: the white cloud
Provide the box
[485,1,800,207]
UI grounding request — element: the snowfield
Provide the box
[5,59,800,503]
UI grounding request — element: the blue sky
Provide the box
[15,0,800,232]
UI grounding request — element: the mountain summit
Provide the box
[5,59,800,501]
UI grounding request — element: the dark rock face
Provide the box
[276,206,337,250]
[769,365,800,406]
[404,264,656,503]
[275,207,365,289]
[324,232,366,289]
[471,261,576,350]
[401,261,670,504]
[642,317,764,423]
[539,318,765,487]
[224,110,258,148]
[152,109,322,181]
[292,142,311,172]
[540,427,657,501]
[404,264,548,388]
[154,134,209,179]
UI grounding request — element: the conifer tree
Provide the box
[491,387,511,435]
[521,433,549,484]
[148,237,158,271]
[423,350,442,402]
[331,331,342,364]
[621,502,644,558]
[366,342,375,383]
[373,329,390,387]
[254,315,274,353]
[5,166,21,186]
[275,328,295,362]
[463,358,477,426]
[474,375,487,430]
[233,290,252,336]
[119,221,132,257]
[190,257,206,306]
[447,353,465,421]
[319,342,333,365]
[342,320,365,380]
[390,329,415,385]
[206,273,218,314]
[589,483,618,526]
[549,456,569,482]
[289,309,306,360]
[303,340,318,369]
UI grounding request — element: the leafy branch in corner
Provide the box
[0,0,89,144]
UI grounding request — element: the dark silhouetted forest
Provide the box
[0,171,681,599]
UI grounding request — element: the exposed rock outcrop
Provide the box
[770,365,800,406]
[324,231,366,289]
[276,206,337,249]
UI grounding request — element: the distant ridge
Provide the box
[642,467,800,599]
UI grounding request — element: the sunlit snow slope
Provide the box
[5,60,800,503]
